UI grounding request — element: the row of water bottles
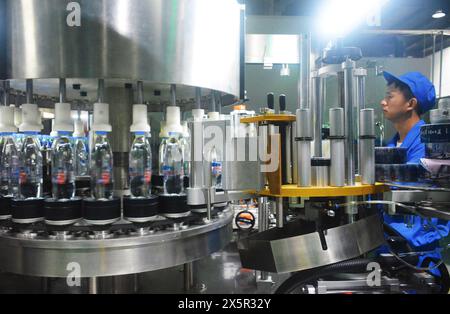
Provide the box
[0,104,89,202]
[158,107,225,194]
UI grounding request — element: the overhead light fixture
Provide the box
[432,10,446,19]
[318,0,390,37]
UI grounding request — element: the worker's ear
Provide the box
[407,98,419,114]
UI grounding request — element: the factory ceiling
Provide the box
[240,0,450,58]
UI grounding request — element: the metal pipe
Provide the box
[296,108,312,187]
[210,91,216,112]
[360,109,376,185]
[184,262,195,292]
[170,84,176,106]
[276,198,283,228]
[342,60,356,186]
[217,92,222,114]
[355,68,367,175]
[206,187,212,222]
[292,121,298,184]
[431,34,436,84]
[88,277,99,294]
[26,79,33,103]
[258,197,268,233]
[59,78,66,103]
[298,33,311,109]
[137,81,144,104]
[439,32,444,98]
[330,108,346,187]
[3,80,9,106]
[312,73,323,157]
[98,79,105,103]
[195,88,202,109]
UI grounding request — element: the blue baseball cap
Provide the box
[383,71,436,115]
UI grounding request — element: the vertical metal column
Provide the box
[98,79,105,103]
[26,79,33,104]
[184,262,195,292]
[3,80,9,106]
[312,72,323,157]
[195,88,202,109]
[342,60,356,186]
[137,81,144,104]
[59,78,66,103]
[276,198,283,228]
[88,277,99,294]
[296,108,312,187]
[258,197,269,281]
[298,33,311,109]
[439,31,444,98]
[354,68,367,175]
[107,86,133,195]
[431,34,436,84]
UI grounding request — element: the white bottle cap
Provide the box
[53,103,74,133]
[0,106,18,133]
[208,112,220,121]
[165,106,183,135]
[92,103,112,132]
[130,104,151,133]
[73,119,85,138]
[192,109,205,121]
[19,104,43,133]
[11,105,22,128]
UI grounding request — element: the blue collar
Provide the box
[387,120,426,149]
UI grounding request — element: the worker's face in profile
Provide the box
[380,84,413,122]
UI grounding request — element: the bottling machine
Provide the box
[0,0,448,295]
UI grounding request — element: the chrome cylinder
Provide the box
[292,121,298,184]
[312,73,323,157]
[284,124,293,184]
[342,60,356,186]
[107,87,133,193]
[276,198,283,229]
[311,158,330,187]
[360,109,375,185]
[296,108,312,187]
[330,108,345,187]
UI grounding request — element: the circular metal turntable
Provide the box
[0,209,233,278]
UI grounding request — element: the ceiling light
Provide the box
[432,10,446,19]
[318,0,390,37]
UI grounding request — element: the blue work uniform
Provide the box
[386,120,426,163]
[383,120,450,274]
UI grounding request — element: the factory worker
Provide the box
[380,71,435,163]
[380,72,449,276]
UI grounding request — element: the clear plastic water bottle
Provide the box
[51,132,75,200]
[181,122,191,178]
[74,137,89,177]
[162,134,184,195]
[210,145,223,189]
[90,132,114,200]
[129,132,152,198]
[0,134,20,197]
[158,121,167,175]
[19,133,43,199]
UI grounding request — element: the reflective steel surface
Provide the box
[238,214,385,274]
[0,210,233,278]
[6,0,241,97]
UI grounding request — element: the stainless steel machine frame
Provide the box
[0,210,233,278]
